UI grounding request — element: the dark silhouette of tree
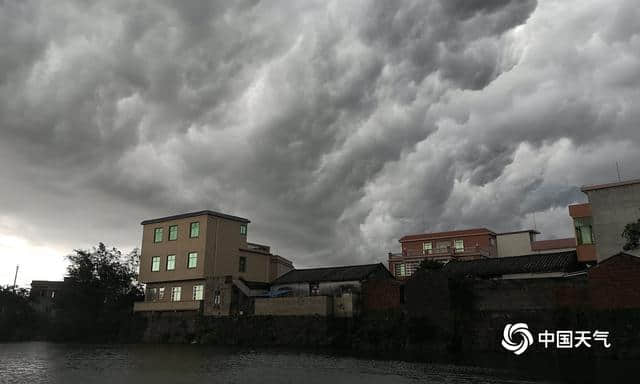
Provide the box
[622,218,640,251]
[0,286,38,341]
[417,259,444,272]
[53,243,143,341]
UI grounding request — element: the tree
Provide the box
[622,218,640,251]
[417,259,444,272]
[53,243,143,341]
[0,286,38,341]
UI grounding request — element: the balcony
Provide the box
[133,300,202,312]
[388,246,493,262]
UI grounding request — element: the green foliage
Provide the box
[0,286,39,341]
[622,218,640,251]
[52,242,143,341]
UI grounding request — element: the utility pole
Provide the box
[13,265,19,292]
[616,161,622,182]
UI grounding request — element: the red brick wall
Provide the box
[588,254,640,309]
[401,234,493,254]
[362,279,403,311]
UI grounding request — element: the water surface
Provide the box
[0,342,546,384]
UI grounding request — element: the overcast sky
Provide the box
[2,0,640,287]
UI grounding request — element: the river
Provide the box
[0,342,547,383]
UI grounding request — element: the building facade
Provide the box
[256,263,394,317]
[569,178,640,263]
[134,210,293,315]
[389,228,498,279]
[389,227,578,279]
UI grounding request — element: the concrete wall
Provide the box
[496,232,533,257]
[255,296,332,316]
[586,182,640,261]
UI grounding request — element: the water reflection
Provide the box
[0,343,544,384]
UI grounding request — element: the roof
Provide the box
[141,210,250,225]
[581,178,640,192]
[531,238,576,251]
[592,251,640,267]
[442,251,582,278]
[239,279,270,290]
[498,229,541,236]
[400,228,496,243]
[272,263,392,285]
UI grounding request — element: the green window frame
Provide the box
[171,286,181,302]
[240,224,247,236]
[153,228,163,243]
[239,256,247,273]
[454,239,464,252]
[190,222,200,238]
[151,256,160,272]
[168,225,178,241]
[575,218,594,245]
[422,242,432,255]
[193,285,204,301]
[166,255,176,271]
[188,252,198,269]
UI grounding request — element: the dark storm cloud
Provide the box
[1,0,639,273]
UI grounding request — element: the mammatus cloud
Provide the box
[1,0,639,284]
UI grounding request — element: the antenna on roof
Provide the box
[532,212,537,231]
[13,265,19,293]
[616,161,622,182]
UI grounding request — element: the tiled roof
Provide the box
[272,263,392,285]
[531,238,576,251]
[442,251,583,278]
[240,279,270,290]
[399,228,495,242]
[141,210,250,225]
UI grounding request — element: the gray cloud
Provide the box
[1,0,639,281]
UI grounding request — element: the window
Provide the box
[193,285,204,300]
[422,242,432,255]
[158,287,165,300]
[454,239,464,253]
[50,291,56,299]
[213,290,221,307]
[153,228,163,243]
[166,255,176,271]
[151,256,161,272]
[575,217,594,245]
[190,222,200,238]
[188,252,198,269]
[168,225,178,241]
[239,256,247,273]
[147,288,157,301]
[171,286,182,302]
[395,263,405,277]
[309,282,320,296]
[240,224,247,236]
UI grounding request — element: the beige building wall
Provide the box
[139,214,209,283]
[137,210,294,314]
[496,232,534,257]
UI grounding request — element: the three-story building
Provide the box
[133,210,293,315]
